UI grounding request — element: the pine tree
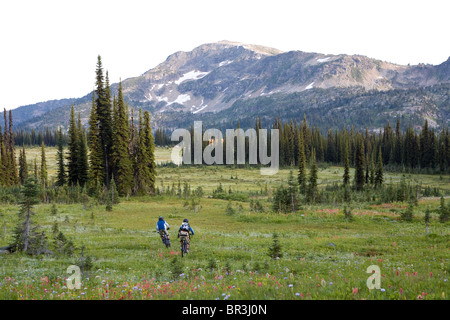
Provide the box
[0,122,5,186]
[67,104,79,186]
[11,176,41,253]
[307,148,318,203]
[56,128,66,186]
[18,144,28,185]
[8,110,18,185]
[375,146,384,187]
[297,129,307,194]
[369,151,375,185]
[111,81,133,196]
[143,111,157,193]
[95,56,113,188]
[268,232,283,259]
[354,135,365,191]
[77,121,89,187]
[40,141,48,188]
[133,109,153,195]
[343,139,350,186]
[88,90,104,191]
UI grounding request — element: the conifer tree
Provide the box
[40,141,48,188]
[11,176,41,253]
[354,135,365,191]
[111,81,133,196]
[297,129,307,194]
[343,140,350,186]
[143,111,157,193]
[56,128,66,186]
[95,56,113,188]
[88,90,104,191]
[369,151,375,185]
[375,146,384,187]
[77,120,89,187]
[8,110,18,185]
[0,122,4,185]
[307,148,318,203]
[18,144,28,185]
[133,109,153,195]
[67,104,79,186]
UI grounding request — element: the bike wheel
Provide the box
[181,240,187,257]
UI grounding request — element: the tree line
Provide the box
[9,56,157,199]
[14,128,68,147]
[274,116,450,173]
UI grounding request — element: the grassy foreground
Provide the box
[0,147,448,300]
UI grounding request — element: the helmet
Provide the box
[159,216,163,221]
[183,218,188,223]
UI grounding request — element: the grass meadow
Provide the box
[0,147,448,300]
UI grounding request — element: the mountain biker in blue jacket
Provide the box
[178,218,194,253]
[156,216,170,242]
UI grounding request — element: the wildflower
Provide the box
[380,288,385,292]
[295,293,300,296]
[400,288,403,295]
[352,288,358,295]
[417,295,423,300]
[288,284,293,288]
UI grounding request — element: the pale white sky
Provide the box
[0,0,449,110]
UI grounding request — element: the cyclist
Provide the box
[156,216,170,244]
[178,218,194,253]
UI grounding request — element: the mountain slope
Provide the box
[5,41,450,132]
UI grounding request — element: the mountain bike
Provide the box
[179,232,192,257]
[159,230,171,248]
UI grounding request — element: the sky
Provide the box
[0,0,449,110]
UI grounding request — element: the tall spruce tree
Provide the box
[40,141,48,188]
[8,110,18,185]
[307,148,318,203]
[11,176,41,253]
[77,115,89,187]
[297,129,307,194]
[88,90,104,191]
[56,128,66,186]
[343,139,350,186]
[369,151,375,185]
[375,146,384,187]
[18,144,28,185]
[67,104,80,186]
[95,56,113,188]
[354,134,365,191]
[133,109,153,195]
[111,81,133,196]
[0,122,4,185]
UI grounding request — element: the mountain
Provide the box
[5,41,450,133]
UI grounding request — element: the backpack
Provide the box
[180,222,190,232]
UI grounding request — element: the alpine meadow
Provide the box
[0,38,449,306]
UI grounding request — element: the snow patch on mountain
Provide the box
[219,60,234,67]
[317,57,331,63]
[305,82,315,90]
[192,104,209,114]
[168,94,191,105]
[174,70,210,85]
